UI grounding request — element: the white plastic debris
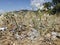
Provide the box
[51,32,57,36]
[0,27,7,31]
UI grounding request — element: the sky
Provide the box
[0,0,51,12]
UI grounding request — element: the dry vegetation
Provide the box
[0,10,60,45]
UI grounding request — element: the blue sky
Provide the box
[0,0,31,12]
[0,0,51,12]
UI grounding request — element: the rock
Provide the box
[13,43,15,45]
[39,37,44,41]
[56,33,60,39]
[45,33,51,38]
[51,32,58,40]
[15,32,20,39]
[27,28,40,41]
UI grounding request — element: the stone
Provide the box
[51,32,58,40]
[27,28,40,41]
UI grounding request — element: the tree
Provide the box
[43,2,52,9]
[52,0,60,14]
[52,3,60,14]
[52,0,60,5]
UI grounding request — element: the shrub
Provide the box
[51,3,60,14]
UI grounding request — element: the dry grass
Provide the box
[0,10,60,45]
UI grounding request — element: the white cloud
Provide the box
[31,0,45,9]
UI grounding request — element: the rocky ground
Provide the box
[0,10,60,45]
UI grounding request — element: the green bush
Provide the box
[51,3,60,14]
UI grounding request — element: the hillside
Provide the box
[0,10,60,45]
